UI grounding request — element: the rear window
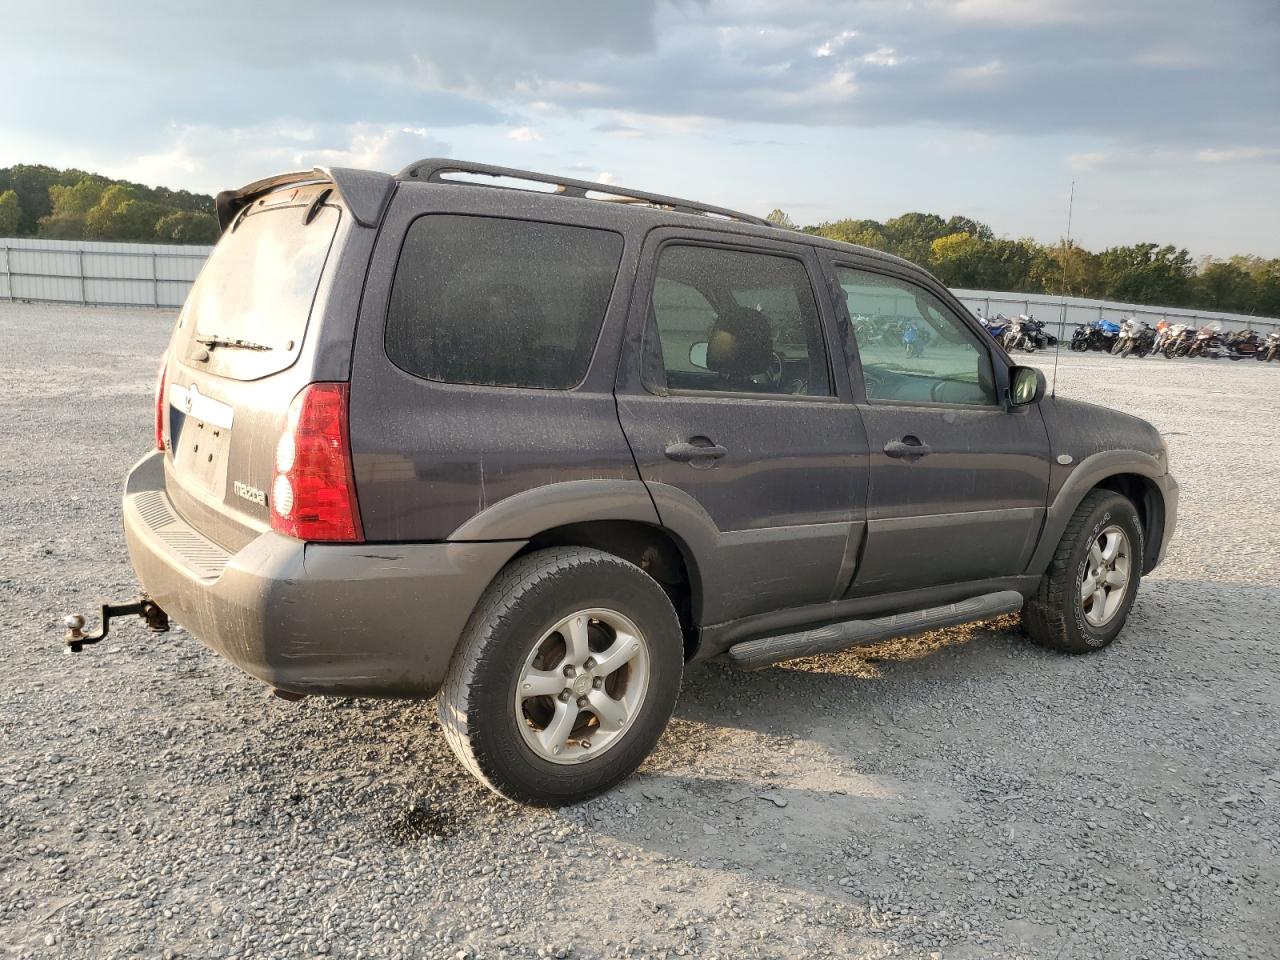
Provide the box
[181,186,339,379]
[386,215,624,389]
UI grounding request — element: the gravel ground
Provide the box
[2,302,1278,960]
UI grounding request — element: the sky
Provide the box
[3,0,1278,257]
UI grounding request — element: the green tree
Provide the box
[39,178,107,237]
[1194,260,1256,312]
[943,215,994,242]
[929,232,985,286]
[1099,243,1194,305]
[808,218,890,251]
[0,190,20,235]
[765,208,797,230]
[154,210,220,244]
[82,184,166,240]
[884,212,948,263]
[1030,240,1101,298]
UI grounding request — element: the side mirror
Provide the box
[1009,365,1045,407]
[689,341,709,369]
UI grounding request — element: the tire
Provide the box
[437,546,684,806]
[1022,490,1144,654]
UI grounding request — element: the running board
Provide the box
[726,590,1025,671]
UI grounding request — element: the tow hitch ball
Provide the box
[62,597,169,653]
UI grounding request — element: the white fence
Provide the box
[3,237,1278,338]
[0,237,212,308]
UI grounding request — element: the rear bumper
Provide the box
[122,452,524,697]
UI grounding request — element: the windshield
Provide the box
[181,185,339,379]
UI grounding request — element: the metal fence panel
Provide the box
[2,238,1278,339]
[1,236,212,308]
[952,288,1280,339]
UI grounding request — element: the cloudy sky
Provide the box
[4,0,1278,256]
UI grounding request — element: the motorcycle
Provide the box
[1223,329,1261,361]
[1112,318,1139,356]
[1070,323,1092,352]
[983,313,1011,342]
[1162,323,1194,358]
[1089,318,1121,352]
[1186,322,1224,359]
[1116,319,1155,358]
[1261,330,1280,363]
[1002,314,1041,352]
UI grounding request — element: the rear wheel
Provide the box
[438,547,683,806]
[1023,490,1143,654]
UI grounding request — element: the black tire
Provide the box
[1023,490,1144,654]
[437,547,683,806]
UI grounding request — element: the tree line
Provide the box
[766,209,1280,318]
[0,164,219,244]
[1,164,1275,315]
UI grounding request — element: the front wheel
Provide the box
[438,547,684,806]
[1022,490,1143,654]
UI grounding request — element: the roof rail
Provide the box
[397,158,772,227]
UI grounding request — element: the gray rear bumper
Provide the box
[122,452,523,697]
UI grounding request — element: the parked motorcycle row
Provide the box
[977,313,1057,353]
[978,311,1280,362]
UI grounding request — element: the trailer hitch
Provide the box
[62,597,169,653]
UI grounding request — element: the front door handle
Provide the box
[665,439,728,462]
[883,436,932,460]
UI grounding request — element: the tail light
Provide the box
[270,383,364,542]
[154,358,168,451]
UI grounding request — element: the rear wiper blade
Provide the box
[195,334,272,352]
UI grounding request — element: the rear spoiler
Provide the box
[215,167,395,232]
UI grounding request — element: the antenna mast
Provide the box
[1050,180,1076,397]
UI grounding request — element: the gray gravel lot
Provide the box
[2,302,1278,960]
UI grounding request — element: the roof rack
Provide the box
[397,158,772,227]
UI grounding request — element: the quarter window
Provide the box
[646,244,831,397]
[836,266,997,406]
[386,215,623,389]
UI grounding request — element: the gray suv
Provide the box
[112,159,1177,805]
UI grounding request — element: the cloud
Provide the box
[1068,145,1280,172]
[944,0,1111,25]
[861,47,899,67]
[110,123,452,192]
[1,0,1277,195]
[815,30,858,57]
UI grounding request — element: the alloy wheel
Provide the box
[514,608,651,765]
[1080,525,1131,628]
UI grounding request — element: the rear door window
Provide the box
[386,215,624,389]
[644,244,832,397]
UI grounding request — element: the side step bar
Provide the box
[726,590,1025,671]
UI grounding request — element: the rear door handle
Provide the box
[665,440,728,462]
[883,436,931,460]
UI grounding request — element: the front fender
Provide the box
[1023,449,1174,575]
